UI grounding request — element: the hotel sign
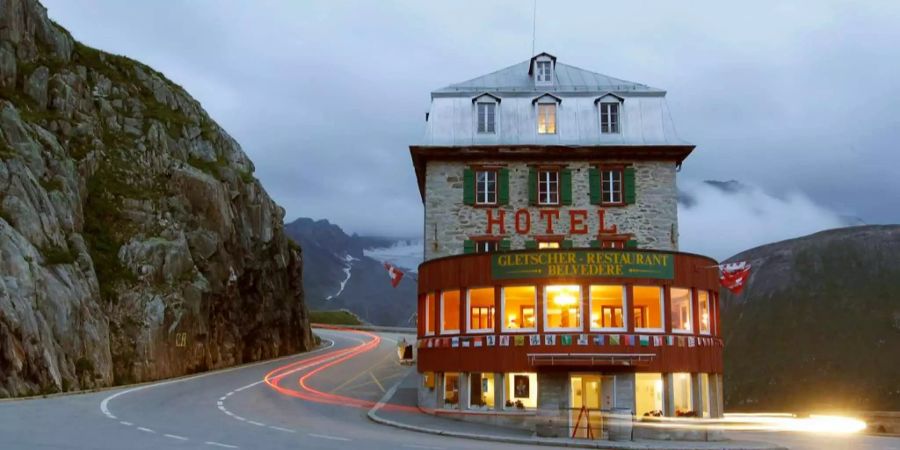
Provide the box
[491,250,674,280]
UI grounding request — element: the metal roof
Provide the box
[434,58,665,97]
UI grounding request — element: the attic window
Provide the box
[600,102,619,133]
[536,61,553,84]
[477,102,496,133]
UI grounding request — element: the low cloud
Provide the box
[678,180,849,260]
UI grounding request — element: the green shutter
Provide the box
[499,239,511,252]
[498,168,509,205]
[525,240,538,250]
[589,240,601,248]
[463,168,475,205]
[561,240,573,249]
[463,240,475,254]
[588,168,601,204]
[624,167,636,205]
[560,169,572,205]
[528,168,538,205]
[625,239,638,249]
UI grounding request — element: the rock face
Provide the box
[721,225,900,411]
[0,0,312,396]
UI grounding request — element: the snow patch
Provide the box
[326,254,357,300]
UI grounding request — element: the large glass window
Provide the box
[633,286,663,331]
[537,103,556,134]
[425,292,436,335]
[537,169,559,205]
[469,372,495,409]
[589,285,625,331]
[698,290,711,335]
[475,170,497,205]
[444,372,460,407]
[673,373,692,416]
[544,285,581,331]
[441,290,460,334]
[670,288,693,333]
[635,373,664,417]
[505,372,538,409]
[502,286,536,331]
[467,287,495,332]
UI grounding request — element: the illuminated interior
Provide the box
[632,286,663,330]
[502,286,537,331]
[700,373,710,417]
[444,372,460,405]
[441,290,460,333]
[635,373,664,417]
[468,287,495,332]
[425,293,436,335]
[544,285,582,330]
[698,290,711,334]
[538,241,560,249]
[505,372,538,408]
[670,288,692,333]
[673,372,692,414]
[469,372,495,408]
[589,285,625,330]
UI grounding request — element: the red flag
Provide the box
[384,262,404,288]
[719,261,751,294]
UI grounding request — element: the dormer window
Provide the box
[533,93,561,135]
[536,61,552,83]
[477,102,496,133]
[529,52,557,87]
[600,102,619,133]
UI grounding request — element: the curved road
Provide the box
[0,328,896,450]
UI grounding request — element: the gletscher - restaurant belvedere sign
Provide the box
[491,250,674,280]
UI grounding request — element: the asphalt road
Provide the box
[0,328,896,450]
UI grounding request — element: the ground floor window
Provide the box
[467,287,495,332]
[502,286,537,331]
[673,373,692,416]
[635,373,664,417]
[505,372,537,409]
[469,372,495,409]
[444,372,460,407]
[700,373,710,418]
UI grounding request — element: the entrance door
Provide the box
[569,374,602,439]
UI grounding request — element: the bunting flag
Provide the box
[514,335,525,346]
[383,262,405,288]
[561,335,573,346]
[451,337,460,348]
[473,337,483,347]
[461,337,471,348]
[719,261,751,294]
[593,335,605,346]
[544,334,556,346]
[639,335,650,347]
[577,334,589,346]
[500,335,510,346]
[530,335,541,346]
[625,335,635,346]
[609,334,620,346]
[486,335,496,346]
[652,336,662,347]
[677,336,686,347]
[666,336,675,346]
[688,337,696,347]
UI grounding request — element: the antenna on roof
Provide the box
[531,0,537,57]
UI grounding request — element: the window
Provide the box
[536,61,552,83]
[537,103,556,134]
[474,240,499,253]
[469,372,495,409]
[538,169,559,204]
[635,373,664,417]
[633,286,663,330]
[599,238,627,249]
[673,373,692,415]
[670,288,692,333]
[440,290,460,334]
[502,286,536,331]
[600,102,619,133]
[544,285,581,331]
[538,240,560,249]
[590,285,625,331]
[700,373,710,417]
[505,372,537,409]
[467,287,495,332]
[601,169,623,204]
[477,102,496,133]
[424,292,436,335]
[475,170,497,205]
[698,290,711,335]
[444,372,460,407]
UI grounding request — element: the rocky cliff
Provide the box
[0,0,312,396]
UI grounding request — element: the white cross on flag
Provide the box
[718,261,751,294]
[384,262,404,288]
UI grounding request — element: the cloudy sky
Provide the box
[43,1,900,258]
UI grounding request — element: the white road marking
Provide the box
[247,420,265,427]
[309,433,351,441]
[136,427,155,433]
[119,421,133,426]
[268,426,296,433]
[368,371,385,392]
[164,434,189,441]
[205,441,239,449]
[402,445,445,450]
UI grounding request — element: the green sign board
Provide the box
[491,250,674,280]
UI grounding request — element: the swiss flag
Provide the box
[718,261,751,294]
[384,262,404,288]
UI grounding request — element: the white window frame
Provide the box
[500,286,537,333]
[476,102,496,134]
[440,290,460,335]
[670,287,693,334]
[634,286,665,333]
[475,170,497,205]
[589,285,627,332]
[466,287,495,334]
[601,169,623,204]
[535,60,553,85]
[599,101,620,134]
[543,285,583,332]
[699,290,711,335]
[424,293,434,336]
[537,103,557,134]
[537,169,559,205]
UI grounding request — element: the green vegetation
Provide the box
[0,140,16,160]
[187,155,225,178]
[39,245,76,265]
[40,177,64,192]
[309,310,363,326]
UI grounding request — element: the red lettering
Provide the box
[569,210,588,234]
[597,209,617,234]
[486,209,506,234]
[539,209,560,234]
[514,209,531,234]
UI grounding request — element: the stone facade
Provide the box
[423,160,678,261]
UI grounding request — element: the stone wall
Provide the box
[424,160,678,261]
